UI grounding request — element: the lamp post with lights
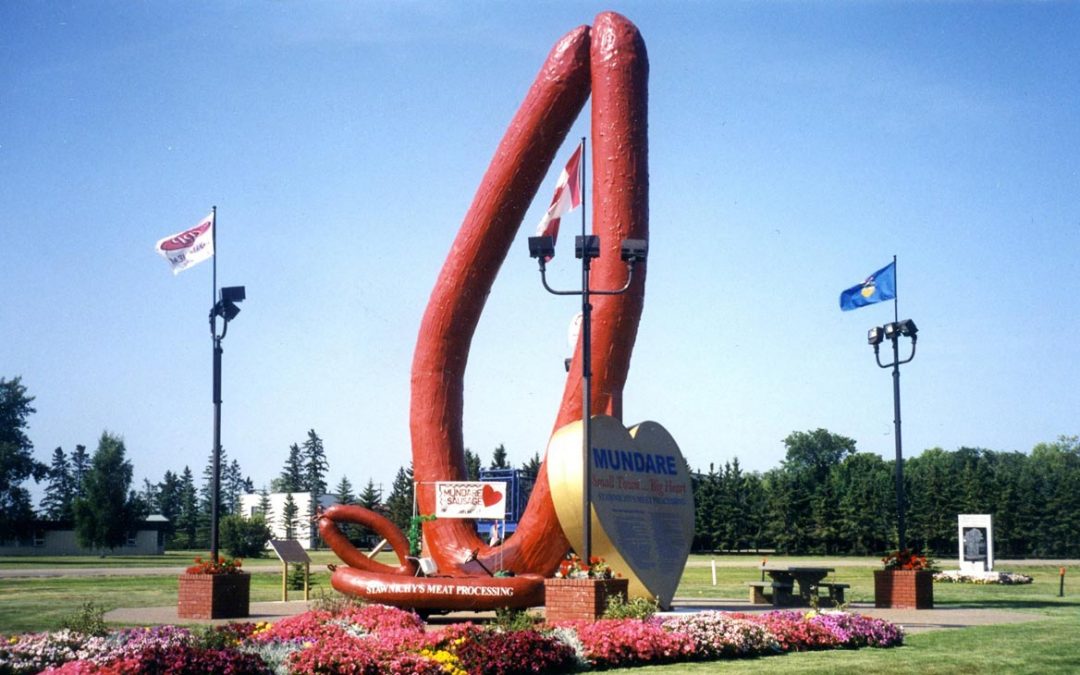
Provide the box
[867,318,918,551]
[209,285,246,562]
[528,234,647,564]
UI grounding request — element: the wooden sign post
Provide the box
[269,539,311,602]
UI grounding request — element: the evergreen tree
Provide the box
[385,464,414,533]
[334,476,356,505]
[464,449,481,481]
[40,447,75,521]
[490,444,509,469]
[302,430,329,495]
[691,464,718,551]
[72,432,140,550]
[521,452,542,479]
[157,470,182,544]
[257,486,274,529]
[198,448,230,547]
[832,453,893,554]
[358,479,383,511]
[69,444,90,499]
[301,429,329,548]
[223,458,249,516]
[0,376,47,539]
[175,466,199,549]
[278,443,304,492]
[282,492,300,540]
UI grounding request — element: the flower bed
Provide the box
[934,570,1034,585]
[0,604,904,674]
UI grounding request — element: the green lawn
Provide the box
[2,553,1078,673]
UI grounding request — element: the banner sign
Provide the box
[435,481,506,519]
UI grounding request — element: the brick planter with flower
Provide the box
[545,555,628,623]
[874,549,934,609]
[177,556,250,619]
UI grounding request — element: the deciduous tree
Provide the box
[0,377,46,539]
[72,432,140,551]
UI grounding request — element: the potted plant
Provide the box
[874,549,934,609]
[544,554,629,623]
[177,555,251,619]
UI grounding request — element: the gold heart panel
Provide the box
[546,415,695,608]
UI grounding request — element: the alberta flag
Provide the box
[839,261,896,311]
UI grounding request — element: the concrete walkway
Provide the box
[104,597,1045,635]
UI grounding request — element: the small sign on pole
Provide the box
[269,539,311,602]
[435,481,507,519]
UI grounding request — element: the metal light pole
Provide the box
[209,285,246,561]
[528,234,646,563]
[868,318,918,551]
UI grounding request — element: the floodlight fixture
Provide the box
[868,326,884,346]
[220,286,246,303]
[528,236,555,260]
[620,238,648,263]
[213,285,246,322]
[575,235,601,260]
[883,322,900,339]
[898,318,918,337]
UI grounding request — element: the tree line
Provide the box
[692,428,1080,558]
[6,376,1078,558]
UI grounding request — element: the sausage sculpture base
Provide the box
[319,11,655,614]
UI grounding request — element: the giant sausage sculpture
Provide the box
[318,11,648,611]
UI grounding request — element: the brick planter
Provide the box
[177,573,251,619]
[874,569,934,609]
[544,578,629,623]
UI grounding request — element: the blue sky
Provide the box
[3,1,1078,502]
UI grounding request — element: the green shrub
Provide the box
[492,607,539,631]
[58,601,107,636]
[220,514,272,558]
[602,594,658,620]
[288,562,316,590]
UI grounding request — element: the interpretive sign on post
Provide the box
[957,514,993,572]
[269,539,311,601]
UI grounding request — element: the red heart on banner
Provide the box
[482,484,503,507]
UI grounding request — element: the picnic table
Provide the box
[748,565,847,607]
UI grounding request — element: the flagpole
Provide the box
[893,254,898,324]
[578,136,594,564]
[212,206,218,317]
[210,205,222,562]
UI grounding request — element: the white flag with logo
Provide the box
[155,212,214,274]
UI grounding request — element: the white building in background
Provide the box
[239,492,337,550]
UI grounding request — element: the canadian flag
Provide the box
[535,142,583,248]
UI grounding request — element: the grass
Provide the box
[2,552,1078,672]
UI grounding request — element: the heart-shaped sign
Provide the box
[545,415,694,608]
[482,484,503,507]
